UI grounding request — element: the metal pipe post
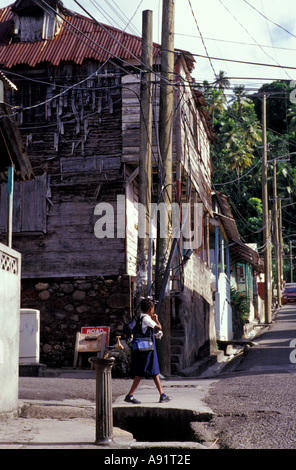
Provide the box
[89,357,115,445]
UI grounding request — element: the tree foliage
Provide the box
[199,75,296,280]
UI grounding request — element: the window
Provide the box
[0,173,48,234]
[9,82,48,125]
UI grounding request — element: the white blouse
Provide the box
[140,313,156,334]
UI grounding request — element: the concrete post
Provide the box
[89,357,115,444]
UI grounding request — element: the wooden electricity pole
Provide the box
[290,240,293,283]
[136,10,153,307]
[279,199,283,286]
[273,159,281,307]
[262,93,272,323]
[155,0,175,376]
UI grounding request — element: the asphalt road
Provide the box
[204,305,296,449]
[19,373,133,403]
[18,305,296,449]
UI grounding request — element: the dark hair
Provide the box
[140,298,154,313]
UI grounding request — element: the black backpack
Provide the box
[133,316,153,339]
[123,318,136,339]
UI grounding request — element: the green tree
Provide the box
[201,79,263,241]
[208,88,225,124]
[213,70,230,91]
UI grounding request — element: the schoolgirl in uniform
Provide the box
[124,298,172,404]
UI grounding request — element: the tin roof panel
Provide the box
[0,5,160,68]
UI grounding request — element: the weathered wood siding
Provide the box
[125,170,138,277]
[121,66,212,214]
[179,97,212,214]
[0,174,47,233]
[0,63,126,278]
[122,74,168,166]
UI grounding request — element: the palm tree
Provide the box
[242,118,262,148]
[213,70,230,91]
[225,140,253,199]
[226,144,254,174]
[207,88,225,124]
[231,85,251,116]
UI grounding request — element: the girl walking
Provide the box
[124,298,172,404]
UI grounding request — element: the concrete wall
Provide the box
[215,273,233,341]
[180,254,213,368]
[0,243,21,418]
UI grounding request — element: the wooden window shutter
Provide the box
[0,173,47,233]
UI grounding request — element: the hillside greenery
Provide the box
[198,75,296,282]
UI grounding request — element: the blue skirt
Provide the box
[131,336,160,377]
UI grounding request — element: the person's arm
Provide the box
[150,313,162,330]
[142,314,162,331]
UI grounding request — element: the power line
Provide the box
[36,0,162,83]
[89,0,144,40]
[175,33,296,53]
[190,52,296,71]
[187,0,216,77]
[218,0,292,80]
[213,158,262,187]
[242,0,296,40]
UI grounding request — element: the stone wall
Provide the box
[21,275,132,368]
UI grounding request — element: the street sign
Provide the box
[81,326,110,345]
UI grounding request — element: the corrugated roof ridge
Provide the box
[0,4,160,67]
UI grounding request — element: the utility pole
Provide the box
[262,93,272,323]
[290,240,293,283]
[155,0,175,376]
[279,199,283,287]
[136,10,153,307]
[273,159,281,307]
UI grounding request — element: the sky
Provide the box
[2,0,296,96]
[60,0,296,94]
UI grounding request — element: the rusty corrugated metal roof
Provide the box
[0,4,160,68]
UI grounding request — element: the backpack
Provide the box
[123,316,153,350]
[133,316,154,339]
[132,316,154,352]
[123,318,136,339]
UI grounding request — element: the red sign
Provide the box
[81,326,110,345]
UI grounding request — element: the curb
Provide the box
[19,400,96,419]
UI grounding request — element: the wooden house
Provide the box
[0,0,216,373]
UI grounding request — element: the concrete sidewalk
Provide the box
[0,376,217,449]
